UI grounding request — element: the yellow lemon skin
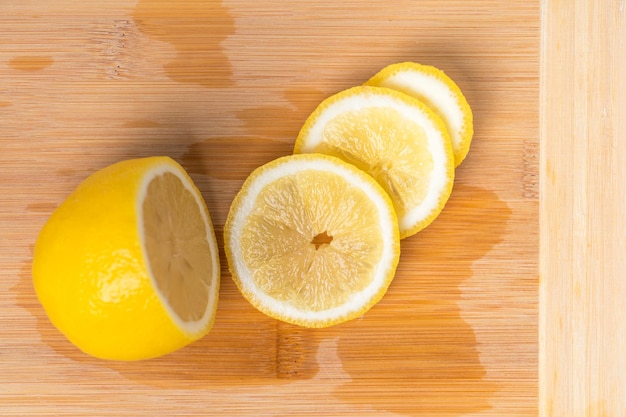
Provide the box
[32,157,211,361]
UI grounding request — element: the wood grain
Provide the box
[1,1,539,415]
[540,1,626,416]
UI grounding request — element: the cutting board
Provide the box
[0,1,623,416]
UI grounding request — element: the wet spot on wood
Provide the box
[9,56,54,71]
[333,185,512,415]
[133,0,235,87]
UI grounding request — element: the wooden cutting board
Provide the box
[0,1,623,416]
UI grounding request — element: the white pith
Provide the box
[380,70,466,150]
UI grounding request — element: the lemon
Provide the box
[365,61,474,167]
[294,85,455,239]
[32,156,220,361]
[224,153,400,328]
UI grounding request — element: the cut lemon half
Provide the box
[294,85,455,239]
[365,61,474,167]
[32,156,220,361]
[224,154,400,328]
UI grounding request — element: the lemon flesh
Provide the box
[365,62,474,167]
[295,86,455,239]
[225,154,400,328]
[32,156,220,361]
[140,170,218,329]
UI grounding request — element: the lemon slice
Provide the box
[32,156,220,361]
[294,85,455,239]
[224,153,400,328]
[365,61,474,167]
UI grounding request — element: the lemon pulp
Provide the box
[295,86,455,238]
[225,153,400,328]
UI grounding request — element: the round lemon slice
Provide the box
[32,156,220,361]
[224,153,400,328]
[294,85,455,239]
[365,61,474,167]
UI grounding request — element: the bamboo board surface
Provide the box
[1,1,615,416]
[540,1,626,416]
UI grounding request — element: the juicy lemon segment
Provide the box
[140,167,219,333]
[313,106,433,215]
[32,156,220,361]
[365,62,474,167]
[225,154,400,328]
[294,86,454,239]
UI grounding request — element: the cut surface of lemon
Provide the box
[365,62,473,167]
[224,153,400,328]
[32,156,220,361]
[294,85,455,239]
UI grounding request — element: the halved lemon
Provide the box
[365,61,474,167]
[294,85,455,239]
[224,153,400,328]
[32,156,220,361]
